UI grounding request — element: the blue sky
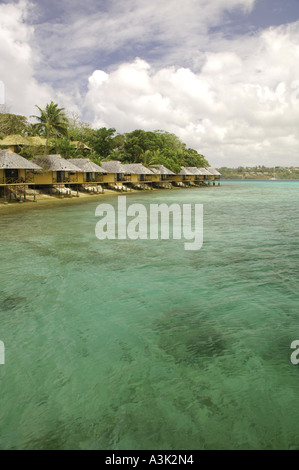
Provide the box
[1,0,299,167]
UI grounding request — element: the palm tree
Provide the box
[141,149,162,167]
[25,122,44,137]
[31,101,69,154]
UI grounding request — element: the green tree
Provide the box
[156,130,185,154]
[51,138,77,159]
[136,149,161,167]
[0,112,28,137]
[182,148,209,168]
[31,101,69,154]
[67,114,95,145]
[88,127,117,158]
[124,130,163,162]
[108,133,125,160]
[25,122,45,137]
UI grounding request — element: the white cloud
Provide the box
[0,1,53,115]
[0,0,81,118]
[84,22,299,167]
[2,0,299,167]
[32,0,256,86]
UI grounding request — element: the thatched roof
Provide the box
[71,158,107,173]
[150,164,175,175]
[199,167,213,176]
[0,149,42,170]
[207,167,221,176]
[32,154,81,172]
[178,166,214,176]
[70,141,91,150]
[100,160,125,174]
[179,166,197,175]
[0,135,51,148]
[26,136,48,147]
[122,163,154,175]
[0,135,31,146]
[185,167,204,175]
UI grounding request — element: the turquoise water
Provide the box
[1,181,299,450]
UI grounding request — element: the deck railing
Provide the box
[2,173,35,185]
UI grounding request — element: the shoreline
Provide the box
[0,189,136,214]
[0,183,223,215]
[0,187,184,215]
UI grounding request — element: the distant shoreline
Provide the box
[220,178,299,181]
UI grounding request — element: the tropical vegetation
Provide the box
[0,101,209,170]
[31,101,69,155]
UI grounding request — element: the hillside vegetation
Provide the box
[0,104,209,172]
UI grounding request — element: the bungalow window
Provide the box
[5,169,18,182]
[116,173,123,181]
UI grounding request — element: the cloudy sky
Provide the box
[1,0,299,167]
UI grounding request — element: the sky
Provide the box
[1,0,299,167]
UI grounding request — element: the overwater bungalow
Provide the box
[185,167,206,186]
[0,149,42,202]
[71,158,107,193]
[32,154,82,187]
[172,167,196,186]
[100,161,128,189]
[122,163,154,189]
[150,165,175,188]
[199,167,213,183]
[207,167,221,185]
[0,149,42,185]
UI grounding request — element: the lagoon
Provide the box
[0,181,299,449]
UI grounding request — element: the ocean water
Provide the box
[0,181,299,450]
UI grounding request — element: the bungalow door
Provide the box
[57,171,65,183]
